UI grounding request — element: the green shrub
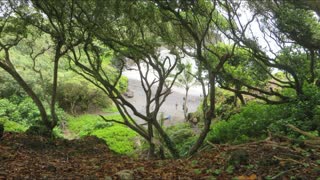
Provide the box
[67,114,137,154]
[208,85,320,144]
[57,69,128,115]
[269,84,320,136]
[166,123,197,156]
[58,75,113,114]
[52,126,64,138]
[67,114,113,137]
[92,125,137,154]
[0,98,17,120]
[0,97,41,125]
[26,125,52,137]
[118,76,128,93]
[17,97,41,125]
[0,96,65,132]
[0,118,27,132]
[208,103,283,144]
[0,71,24,98]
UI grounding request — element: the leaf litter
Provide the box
[0,132,319,179]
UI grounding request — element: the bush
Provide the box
[67,114,113,136]
[57,75,113,114]
[16,97,41,125]
[208,85,320,144]
[0,95,65,130]
[0,98,17,120]
[0,118,27,132]
[67,114,137,154]
[208,103,283,144]
[0,71,24,98]
[92,125,137,154]
[268,84,320,136]
[0,97,40,125]
[116,76,128,93]
[26,125,52,137]
[215,89,238,120]
[166,123,197,156]
[57,69,128,115]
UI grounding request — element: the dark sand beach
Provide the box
[124,77,202,126]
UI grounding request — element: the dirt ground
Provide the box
[1,132,319,179]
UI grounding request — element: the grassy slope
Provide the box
[67,113,138,154]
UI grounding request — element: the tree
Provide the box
[0,2,53,132]
[170,62,198,121]
[214,44,278,105]
[56,0,183,158]
[215,0,320,101]
[0,0,81,133]
[152,0,238,155]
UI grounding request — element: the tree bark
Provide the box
[50,43,63,129]
[147,122,156,158]
[309,49,315,83]
[237,93,246,105]
[188,72,216,156]
[152,120,180,158]
[234,83,245,106]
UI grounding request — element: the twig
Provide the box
[287,124,320,140]
[99,115,125,125]
[227,140,275,150]
[273,155,304,165]
[187,145,210,160]
[206,140,219,149]
[270,167,298,180]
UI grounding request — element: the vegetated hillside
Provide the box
[0,132,319,179]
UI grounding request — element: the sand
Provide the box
[123,71,202,126]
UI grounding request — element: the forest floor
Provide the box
[1,132,319,179]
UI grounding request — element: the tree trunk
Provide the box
[152,120,180,158]
[188,72,216,156]
[237,93,246,105]
[234,83,245,106]
[147,122,156,158]
[0,62,51,131]
[50,45,62,129]
[183,87,189,121]
[309,49,315,83]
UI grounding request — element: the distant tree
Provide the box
[173,62,198,121]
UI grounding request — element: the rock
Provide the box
[124,91,134,98]
[115,169,134,180]
[187,113,200,125]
